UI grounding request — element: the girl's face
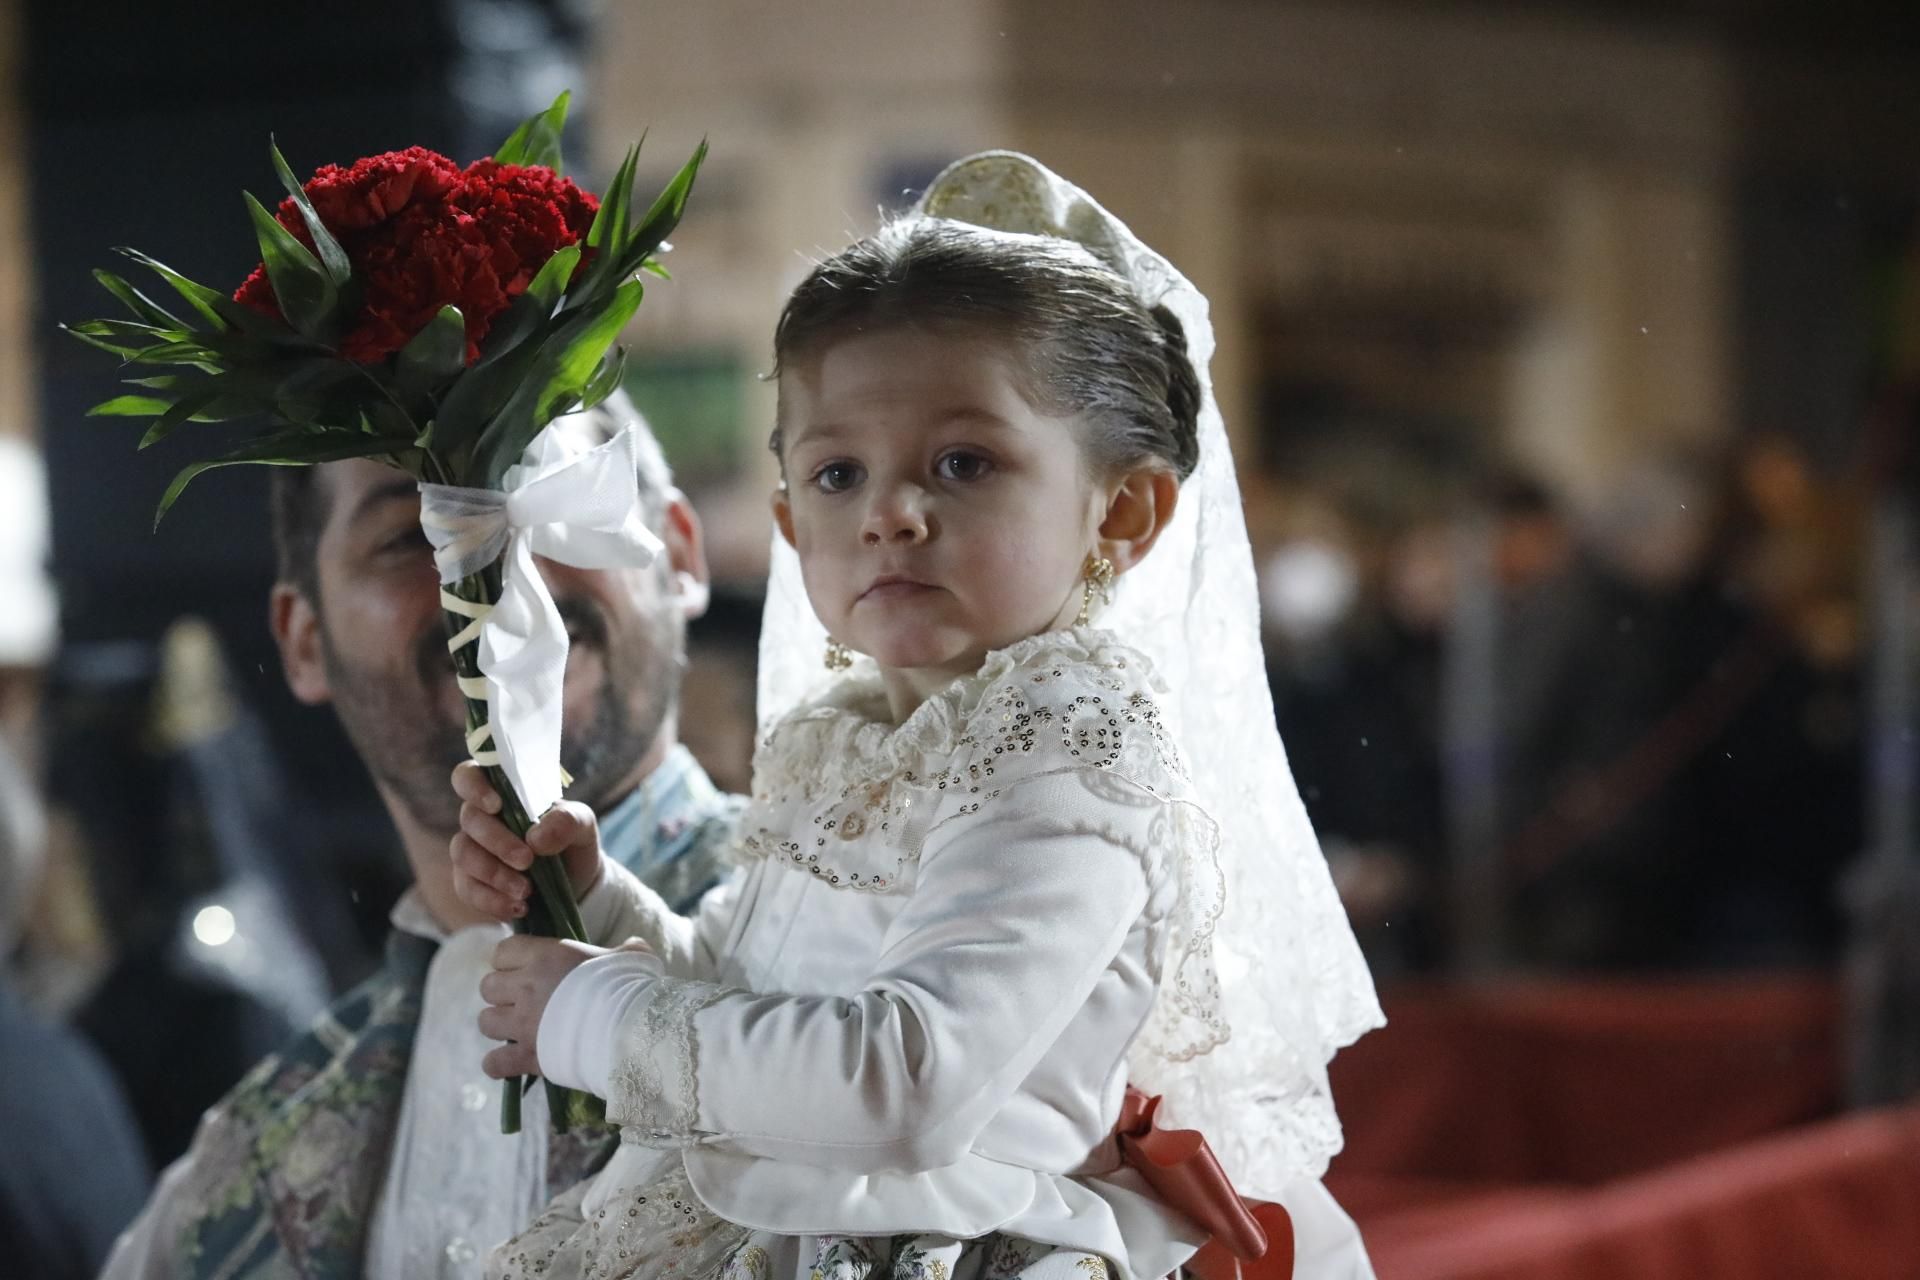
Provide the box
[774,326,1106,707]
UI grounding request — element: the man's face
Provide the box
[271,459,703,836]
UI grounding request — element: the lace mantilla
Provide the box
[608,977,731,1148]
[757,152,1383,1192]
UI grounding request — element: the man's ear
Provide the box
[771,487,797,551]
[1097,467,1180,574]
[269,583,331,706]
[658,491,712,621]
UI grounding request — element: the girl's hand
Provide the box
[449,761,607,921]
[477,935,655,1078]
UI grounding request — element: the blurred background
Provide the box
[3,1,1919,1276]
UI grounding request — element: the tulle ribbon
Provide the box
[1117,1087,1295,1280]
[417,424,662,815]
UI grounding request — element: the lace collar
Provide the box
[759,626,1154,790]
[739,627,1170,892]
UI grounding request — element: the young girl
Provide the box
[451,152,1383,1280]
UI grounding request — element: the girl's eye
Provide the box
[811,461,864,493]
[935,450,992,482]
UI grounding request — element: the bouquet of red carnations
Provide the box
[69,92,704,1134]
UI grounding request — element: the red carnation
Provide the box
[456,159,600,295]
[298,145,463,234]
[233,147,599,365]
[337,203,512,364]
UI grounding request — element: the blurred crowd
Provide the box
[1259,431,1875,977]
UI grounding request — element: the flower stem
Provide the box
[442,563,597,1135]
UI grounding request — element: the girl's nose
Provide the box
[861,484,930,545]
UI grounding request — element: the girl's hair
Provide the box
[770,218,1201,480]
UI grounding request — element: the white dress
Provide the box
[495,629,1346,1280]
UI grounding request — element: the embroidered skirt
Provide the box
[487,1164,1112,1280]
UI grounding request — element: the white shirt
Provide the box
[366,870,657,1280]
[360,896,541,1279]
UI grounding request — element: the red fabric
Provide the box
[1360,1104,1920,1280]
[1318,978,1919,1277]
[1115,1087,1294,1280]
[1329,978,1841,1185]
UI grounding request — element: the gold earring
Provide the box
[1076,555,1116,627]
[823,639,854,671]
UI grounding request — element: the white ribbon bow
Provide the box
[417,423,663,815]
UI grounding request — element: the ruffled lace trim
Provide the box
[607,977,730,1148]
[751,628,1176,805]
[737,629,1195,896]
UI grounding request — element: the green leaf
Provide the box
[63,323,167,359]
[93,270,189,330]
[571,144,640,307]
[396,305,467,397]
[586,143,640,259]
[273,358,366,425]
[245,192,339,340]
[617,140,706,277]
[639,257,672,281]
[114,248,232,332]
[431,343,541,479]
[364,396,417,439]
[64,325,142,359]
[523,244,582,312]
[154,428,418,527]
[579,346,626,412]
[87,394,174,418]
[70,318,182,344]
[108,249,317,353]
[492,90,571,172]
[129,339,224,365]
[473,279,645,484]
[138,387,225,449]
[269,137,353,288]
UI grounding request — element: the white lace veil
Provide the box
[756,151,1383,1193]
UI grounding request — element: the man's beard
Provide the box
[318,593,681,839]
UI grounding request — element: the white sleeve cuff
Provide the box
[606,977,731,1146]
[536,947,664,1096]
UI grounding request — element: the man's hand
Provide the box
[449,761,607,921]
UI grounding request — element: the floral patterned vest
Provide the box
[163,753,739,1279]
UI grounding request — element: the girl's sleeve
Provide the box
[540,865,745,1100]
[577,856,739,977]
[552,768,1165,1170]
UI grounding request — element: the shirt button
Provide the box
[461,1083,489,1112]
[446,1237,477,1264]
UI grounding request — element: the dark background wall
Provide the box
[23,0,591,917]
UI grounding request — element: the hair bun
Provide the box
[1149,303,1202,479]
